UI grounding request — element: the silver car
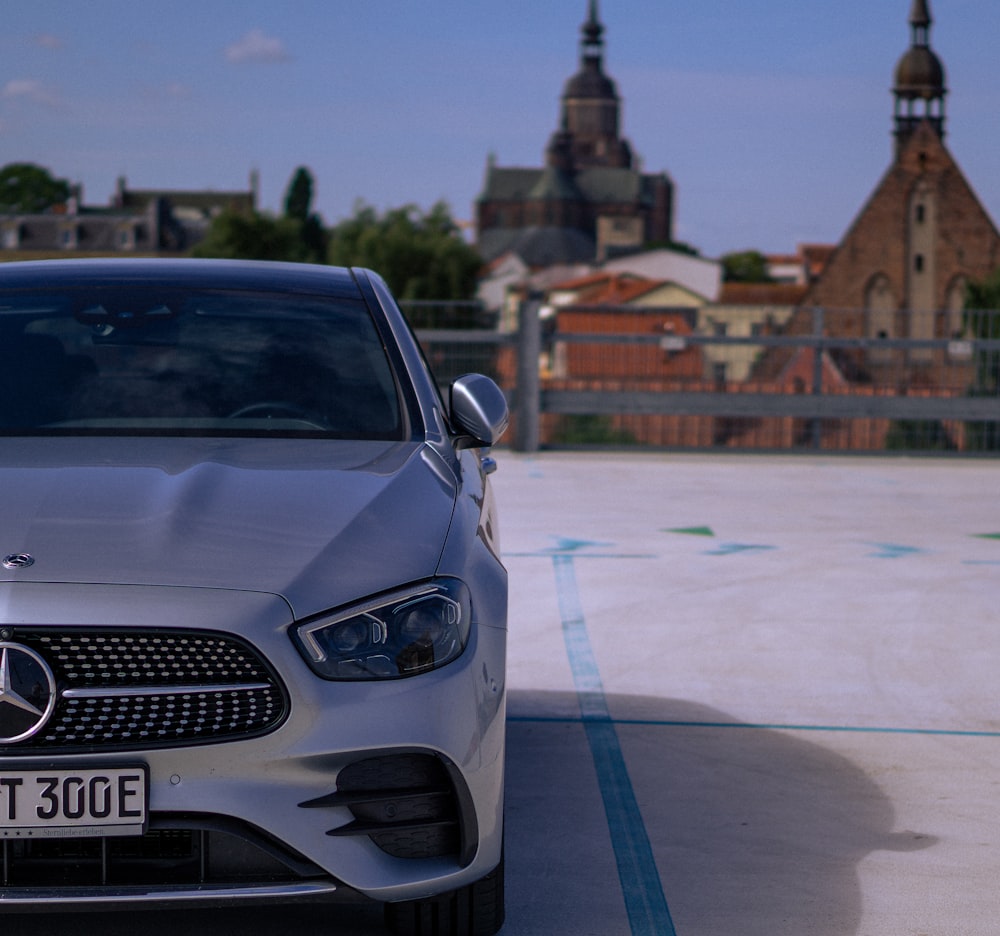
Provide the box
[0,259,508,936]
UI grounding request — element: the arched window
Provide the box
[944,276,968,339]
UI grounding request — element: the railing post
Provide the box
[811,306,825,450]
[514,294,542,453]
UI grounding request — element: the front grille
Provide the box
[0,629,287,754]
[0,814,324,889]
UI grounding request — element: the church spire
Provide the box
[548,2,633,171]
[909,0,931,37]
[893,0,947,150]
[581,0,604,65]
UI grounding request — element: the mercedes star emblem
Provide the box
[2,554,35,570]
[0,643,57,743]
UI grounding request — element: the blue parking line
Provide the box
[551,553,677,936]
[509,714,1000,740]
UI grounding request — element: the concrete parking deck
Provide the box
[498,451,1000,936]
[56,451,999,935]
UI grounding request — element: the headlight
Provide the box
[292,579,472,680]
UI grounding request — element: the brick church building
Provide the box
[805,0,1000,353]
[475,1,674,267]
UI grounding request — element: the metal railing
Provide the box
[409,299,1000,455]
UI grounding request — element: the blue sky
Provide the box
[2,1,998,259]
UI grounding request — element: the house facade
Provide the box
[0,175,257,259]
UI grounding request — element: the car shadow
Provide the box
[6,690,933,936]
[502,689,935,936]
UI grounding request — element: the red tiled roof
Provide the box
[550,272,679,306]
[799,244,836,278]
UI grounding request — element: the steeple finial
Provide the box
[909,0,931,28]
[581,0,604,63]
[909,0,932,46]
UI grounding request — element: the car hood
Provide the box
[0,437,457,618]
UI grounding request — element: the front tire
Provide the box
[384,855,505,936]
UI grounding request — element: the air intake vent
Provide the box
[0,814,324,889]
[301,753,468,861]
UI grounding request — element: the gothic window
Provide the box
[944,276,968,338]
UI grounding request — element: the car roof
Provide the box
[0,258,365,301]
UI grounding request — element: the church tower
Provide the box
[476,2,674,266]
[804,0,1000,375]
[547,1,633,171]
[893,0,947,151]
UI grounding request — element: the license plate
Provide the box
[0,766,148,838]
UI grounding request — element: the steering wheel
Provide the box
[227,401,328,429]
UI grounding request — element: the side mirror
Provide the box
[450,374,509,449]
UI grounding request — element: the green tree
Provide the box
[194,166,326,263]
[964,266,1000,313]
[0,162,71,213]
[327,200,481,301]
[721,250,773,283]
[282,167,326,263]
[643,239,700,257]
[192,210,306,262]
[962,267,1000,451]
[283,167,313,221]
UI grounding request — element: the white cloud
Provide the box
[2,79,60,107]
[225,29,290,64]
[35,34,65,51]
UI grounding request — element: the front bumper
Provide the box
[0,585,507,909]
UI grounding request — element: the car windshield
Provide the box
[0,287,404,439]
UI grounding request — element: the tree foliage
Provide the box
[962,266,1000,451]
[964,265,1000,313]
[642,239,700,257]
[283,167,313,221]
[283,166,326,263]
[191,210,307,262]
[193,166,326,263]
[0,162,71,213]
[721,250,773,283]
[192,174,480,298]
[327,201,481,302]
[963,266,1000,390]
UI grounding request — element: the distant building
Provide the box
[765,245,834,286]
[0,174,257,259]
[804,0,1000,372]
[111,175,258,250]
[542,271,703,383]
[476,1,674,267]
[603,248,721,303]
[704,282,810,384]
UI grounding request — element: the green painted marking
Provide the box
[973,533,1000,540]
[665,526,715,537]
